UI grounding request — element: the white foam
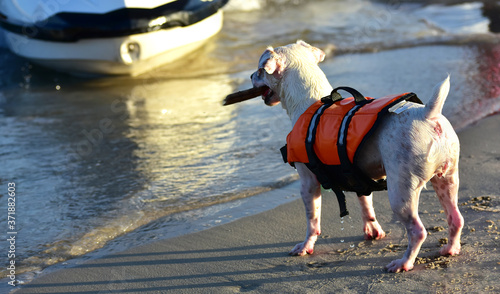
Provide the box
[414,2,490,34]
[224,0,264,12]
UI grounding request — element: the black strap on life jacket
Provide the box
[322,86,367,105]
[307,87,374,217]
[303,101,350,216]
[332,87,382,195]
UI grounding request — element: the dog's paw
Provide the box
[363,221,386,240]
[439,244,461,256]
[385,258,414,273]
[289,241,315,256]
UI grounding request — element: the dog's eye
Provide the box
[257,68,264,77]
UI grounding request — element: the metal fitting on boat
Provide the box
[120,41,141,64]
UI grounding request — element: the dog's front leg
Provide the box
[290,163,322,256]
[357,194,386,240]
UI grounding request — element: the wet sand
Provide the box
[13,114,500,293]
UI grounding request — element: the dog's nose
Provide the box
[250,72,254,79]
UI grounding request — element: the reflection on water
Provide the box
[475,43,500,98]
[451,42,500,129]
[0,60,295,275]
[59,77,241,256]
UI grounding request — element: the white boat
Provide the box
[0,0,229,76]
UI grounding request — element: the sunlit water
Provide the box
[1,0,500,284]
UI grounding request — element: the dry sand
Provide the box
[12,113,500,293]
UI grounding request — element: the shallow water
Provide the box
[1,0,500,283]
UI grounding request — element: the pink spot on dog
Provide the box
[434,122,443,137]
[437,161,449,178]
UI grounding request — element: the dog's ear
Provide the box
[259,47,285,76]
[296,40,325,64]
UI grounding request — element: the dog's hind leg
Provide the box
[357,194,386,240]
[289,163,322,256]
[385,176,427,273]
[430,168,463,256]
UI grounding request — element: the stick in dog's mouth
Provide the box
[222,86,269,106]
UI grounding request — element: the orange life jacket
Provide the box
[280,87,422,216]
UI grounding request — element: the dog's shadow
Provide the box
[21,241,385,292]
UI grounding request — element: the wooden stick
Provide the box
[222,86,268,106]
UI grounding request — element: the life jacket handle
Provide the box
[322,86,368,105]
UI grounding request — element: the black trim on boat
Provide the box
[0,0,229,42]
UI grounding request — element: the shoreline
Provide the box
[1,179,302,292]
[10,114,500,293]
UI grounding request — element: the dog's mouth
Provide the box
[262,87,273,99]
[262,86,277,105]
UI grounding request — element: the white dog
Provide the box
[251,40,464,273]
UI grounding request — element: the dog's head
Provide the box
[251,40,327,107]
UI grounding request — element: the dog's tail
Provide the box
[424,75,450,119]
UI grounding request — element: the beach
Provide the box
[12,114,500,293]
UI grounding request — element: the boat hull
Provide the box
[2,10,223,76]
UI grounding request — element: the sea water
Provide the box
[1,0,499,284]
